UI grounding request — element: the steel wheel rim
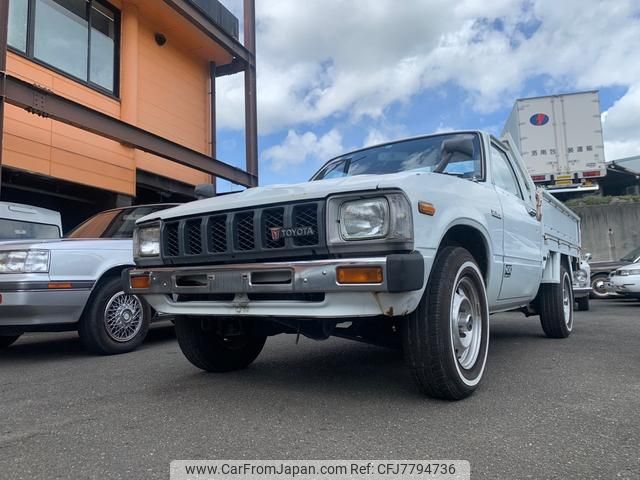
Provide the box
[562,274,573,328]
[450,275,482,370]
[104,292,143,342]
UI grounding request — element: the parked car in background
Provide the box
[0,202,61,241]
[573,256,591,311]
[608,264,640,300]
[0,204,177,353]
[589,247,640,298]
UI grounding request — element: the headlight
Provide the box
[328,192,413,244]
[0,250,50,273]
[134,223,161,258]
[622,268,640,276]
[340,198,389,240]
[575,269,588,284]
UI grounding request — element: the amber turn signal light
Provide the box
[130,274,151,289]
[48,282,73,289]
[336,266,383,284]
[418,201,436,216]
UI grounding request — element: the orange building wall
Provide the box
[1,0,218,196]
[134,11,211,185]
[3,53,136,195]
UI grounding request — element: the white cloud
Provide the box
[363,128,391,147]
[218,0,640,155]
[433,124,456,134]
[602,85,640,160]
[262,129,344,171]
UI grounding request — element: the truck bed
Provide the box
[540,189,581,257]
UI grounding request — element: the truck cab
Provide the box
[126,130,580,400]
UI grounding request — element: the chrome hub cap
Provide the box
[451,277,482,370]
[592,278,607,296]
[104,292,143,342]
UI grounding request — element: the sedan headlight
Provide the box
[134,223,161,258]
[0,250,50,273]
[620,268,640,276]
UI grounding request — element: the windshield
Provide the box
[620,246,640,263]
[67,205,175,239]
[312,133,482,180]
[0,219,61,240]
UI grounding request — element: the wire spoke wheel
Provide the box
[104,292,144,343]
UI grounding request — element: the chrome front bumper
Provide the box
[573,285,592,297]
[124,253,425,318]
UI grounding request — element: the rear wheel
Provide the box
[538,263,573,338]
[403,246,489,400]
[174,317,266,372]
[79,276,151,355]
[0,334,21,348]
[590,274,609,299]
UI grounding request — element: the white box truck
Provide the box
[502,91,606,193]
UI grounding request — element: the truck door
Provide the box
[489,144,543,300]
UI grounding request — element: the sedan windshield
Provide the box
[67,205,175,239]
[312,133,482,180]
[620,246,640,263]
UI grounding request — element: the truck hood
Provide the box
[0,238,131,251]
[139,171,430,223]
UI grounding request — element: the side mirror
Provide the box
[435,136,475,173]
[441,137,475,159]
[194,183,216,199]
[584,253,592,262]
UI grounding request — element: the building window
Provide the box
[8,0,28,52]
[7,0,119,95]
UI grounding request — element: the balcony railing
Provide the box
[187,0,239,39]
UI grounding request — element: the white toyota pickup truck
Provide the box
[125,131,581,400]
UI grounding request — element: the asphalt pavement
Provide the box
[1,299,639,480]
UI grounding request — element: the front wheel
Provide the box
[538,263,573,338]
[0,334,21,348]
[403,246,489,400]
[576,296,589,311]
[590,274,609,299]
[79,276,151,355]
[174,317,266,372]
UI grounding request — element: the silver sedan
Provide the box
[0,204,177,354]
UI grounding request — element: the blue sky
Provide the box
[216,0,640,192]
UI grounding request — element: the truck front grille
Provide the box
[207,215,227,253]
[161,201,326,265]
[164,223,180,257]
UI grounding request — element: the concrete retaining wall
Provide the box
[570,202,640,261]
